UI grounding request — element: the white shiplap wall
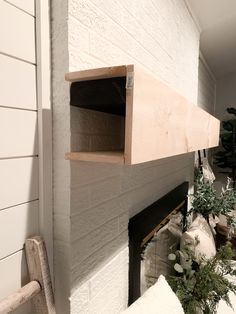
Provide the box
[0,1,38,313]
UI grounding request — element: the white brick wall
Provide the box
[51,0,71,313]
[198,57,216,114]
[51,0,200,313]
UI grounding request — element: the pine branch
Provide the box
[168,244,236,314]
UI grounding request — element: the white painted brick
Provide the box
[71,133,91,152]
[87,250,128,313]
[89,32,133,66]
[69,0,106,33]
[71,232,128,289]
[72,218,119,265]
[70,307,88,314]
[121,156,192,193]
[118,212,129,233]
[71,162,122,189]
[71,198,125,239]
[54,240,71,313]
[89,0,123,24]
[90,176,121,207]
[69,0,136,55]
[90,134,123,151]
[71,185,91,215]
[71,106,125,151]
[51,0,71,312]
[71,107,97,135]
[70,281,90,313]
[52,0,200,312]
[54,214,71,242]
[89,249,124,299]
[120,164,192,219]
[69,48,107,72]
[53,188,70,215]
[71,107,124,136]
[69,16,90,53]
[198,58,216,114]
[88,290,121,314]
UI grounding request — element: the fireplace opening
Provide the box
[128,182,189,305]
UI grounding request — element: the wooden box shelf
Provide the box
[65,65,220,165]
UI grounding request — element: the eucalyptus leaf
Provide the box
[168,244,236,314]
[189,270,195,278]
[182,260,192,270]
[168,253,176,261]
[174,263,184,273]
[192,171,236,227]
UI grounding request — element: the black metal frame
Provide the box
[128,181,189,305]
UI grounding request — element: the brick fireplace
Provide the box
[51,0,200,313]
[128,182,188,304]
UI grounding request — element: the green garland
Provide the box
[190,172,236,232]
[168,241,236,314]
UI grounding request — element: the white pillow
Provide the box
[217,292,236,314]
[121,275,184,314]
[217,260,236,313]
[181,214,216,261]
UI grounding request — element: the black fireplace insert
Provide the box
[128,181,189,305]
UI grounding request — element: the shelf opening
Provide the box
[68,75,128,163]
[70,76,126,116]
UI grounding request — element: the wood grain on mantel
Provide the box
[65,65,220,165]
[130,66,220,164]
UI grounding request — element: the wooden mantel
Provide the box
[65,65,220,165]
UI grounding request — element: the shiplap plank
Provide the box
[0,157,38,209]
[0,201,38,259]
[0,108,38,158]
[0,251,29,299]
[0,250,32,313]
[6,0,35,16]
[0,1,35,63]
[0,54,36,110]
